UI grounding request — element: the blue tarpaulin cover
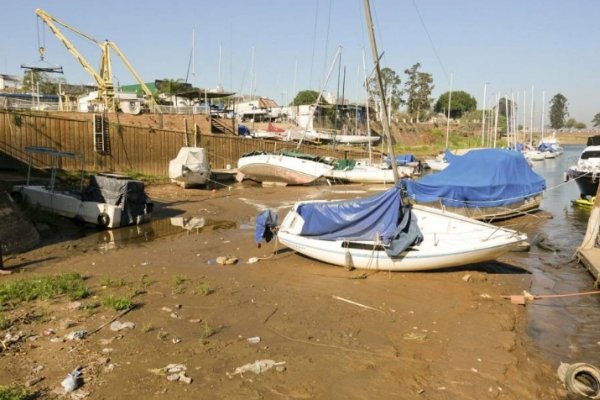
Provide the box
[295,183,423,256]
[384,154,416,166]
[255,209,278,244]
[404,149,546,208]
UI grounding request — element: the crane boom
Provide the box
[34,8,157,112]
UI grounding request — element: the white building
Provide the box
[0,74,21,90]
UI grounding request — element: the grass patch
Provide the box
[100,277,127,288]
[172,275,187,294]
[0,384,31,400]
[101,295,133,311]
[201,321,216,339]
[0,273,90,308]
[157,329,168,341]
[0,314,12,330]
[196,282,214,296]
[139,275,154,288]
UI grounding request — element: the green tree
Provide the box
[21,70,64,94]
[292,90,327,106]
[434,90,476,119]
[549,93,568,129]
[368,67,403,112]
[592,112,600,128]
[404,63,434,122]
[497,97,515,119]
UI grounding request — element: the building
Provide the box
[0,74,22,90]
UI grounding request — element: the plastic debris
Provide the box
[246,336,261,344]
[227,360,286,377]
[216,256,238,265]
[61,367,82,393]
[247,257,259,264]
[149,364,192,384]
[110,321,135,332]
[65,330,87,341]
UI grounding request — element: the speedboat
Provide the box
[566,140,600,199]
[11,147,153,228]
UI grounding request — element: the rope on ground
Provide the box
[503,289,600,305]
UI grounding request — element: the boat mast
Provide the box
[363,0,399,182]
[445,73,453,149]
[296,46,342,149]
[541,90,546,142]
[529,85,534,145]
[361,48,373,162]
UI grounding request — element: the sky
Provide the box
[1,0,599,124]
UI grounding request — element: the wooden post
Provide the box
[184,118,188,146]
[194,123,198,147]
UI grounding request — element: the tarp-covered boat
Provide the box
[262,182,526,271]
[168,147,211,188]
[404,149,546,221]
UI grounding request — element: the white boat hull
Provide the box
[425,159,449,171]
[12,185,150,229]
[326,165,415,183]
[237,153,333,185]
[278,204,526,271]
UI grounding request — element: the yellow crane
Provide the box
[35,8,157,112]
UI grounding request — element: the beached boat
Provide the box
[168,147,210,188]
[326,158,416,184]
[253,0,528,272]
[566,138,600,199]
[267,183,526,271]
[11,147,153,228]
[237,151,335,186]
[404,149,546,221]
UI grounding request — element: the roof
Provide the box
[120,82,235,99]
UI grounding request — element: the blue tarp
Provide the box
[384,154,416,166]
[255,209,278,244]
[295,182,423,256]
[404,149,546,208]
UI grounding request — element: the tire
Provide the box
[564,363,600,399]
[97,213,110,228]
[10,192,23,204]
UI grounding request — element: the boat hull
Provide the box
[11,185,151,228]
[278,204,526,271]
[237,153,333,185]
[567,168,599,199]
[327,165,415,184]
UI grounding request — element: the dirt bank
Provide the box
[0,182,563,399]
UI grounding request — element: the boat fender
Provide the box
[558,362,600,399]
[97,213,110,228]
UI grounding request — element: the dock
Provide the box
[575,187,600,286]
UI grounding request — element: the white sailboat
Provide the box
[258,0,527,272]
[237,151,334,186]
[277,201,526,271]
[236,48,342,186]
